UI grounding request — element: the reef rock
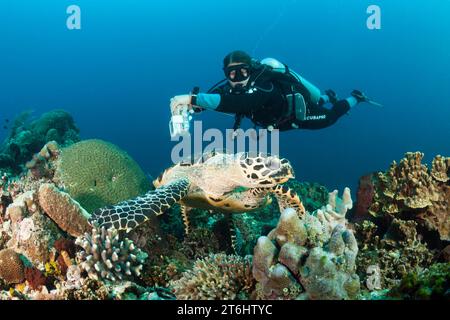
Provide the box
[5,191,63,265]
[253,188,360,300]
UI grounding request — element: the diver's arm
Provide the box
[195,92,265,114]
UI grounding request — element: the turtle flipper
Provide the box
[89,178,190,232]
[271,185,306,218]
[180,205,192,235]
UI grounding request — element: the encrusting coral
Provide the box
[368,152,449,241]
[252,188,360,300]
[0,249,25,284]
[170,253,255,300]
[75,226,148,282]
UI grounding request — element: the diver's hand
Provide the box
[170,94,192,115]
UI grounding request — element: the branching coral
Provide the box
[369,152,449,241]
[75,226,148,282]
[253,188,360,300]
[170,253,255,300]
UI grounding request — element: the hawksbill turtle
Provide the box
[89,152,305,239]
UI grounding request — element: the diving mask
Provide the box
[223,64,251,82]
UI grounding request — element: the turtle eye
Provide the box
[265,157,281,170]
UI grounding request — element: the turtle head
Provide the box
[239,153,295,187]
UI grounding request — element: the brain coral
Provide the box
[53,139,151,212]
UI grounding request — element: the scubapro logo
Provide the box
[306,115,326,121]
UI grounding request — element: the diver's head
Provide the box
[223,50,252,88]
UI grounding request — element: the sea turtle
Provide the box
[89,152,305,237]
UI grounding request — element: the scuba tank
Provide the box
[260,58,321,105]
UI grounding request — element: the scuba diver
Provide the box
[170,50,381,134]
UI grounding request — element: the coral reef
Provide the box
[253,188,360,300]
[0,249,25,284]
[38,183,92,237]
[368,152,449,241]
[354,219,436,291]
[0,110,79,173]
[170,253,255,300]
[75,226,148,282]
[53,139,152,212]
[6,191,63,265]
[389,263,450,300]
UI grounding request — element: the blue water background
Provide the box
[1,0,449,193]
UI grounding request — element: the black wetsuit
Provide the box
[206,65,350,131]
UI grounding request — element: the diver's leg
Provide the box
[319,89,339,106]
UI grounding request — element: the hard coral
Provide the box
[253,188,360,300]
[7,197,63,265]
[24,267,47,290]
[389,263,450,300]
[53,139,151,212]
[369,152,449,241]
[0,110,79,174]
[355,219,435,290]
[38,183,92,237]
[75,226,148,282]
[170,253,255,300]
[0,249,25,284]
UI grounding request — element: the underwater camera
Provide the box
[169,105,193,138]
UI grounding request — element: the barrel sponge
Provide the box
[0,249,25,285]
[53,139,151,213]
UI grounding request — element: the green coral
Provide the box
[389,263,450,300]
[54,139,151,212]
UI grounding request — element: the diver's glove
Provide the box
[351,90,369,103]
[170,94,193,115]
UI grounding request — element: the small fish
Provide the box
[5,119,9,123]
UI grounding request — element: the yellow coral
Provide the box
[44,260,61,277]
